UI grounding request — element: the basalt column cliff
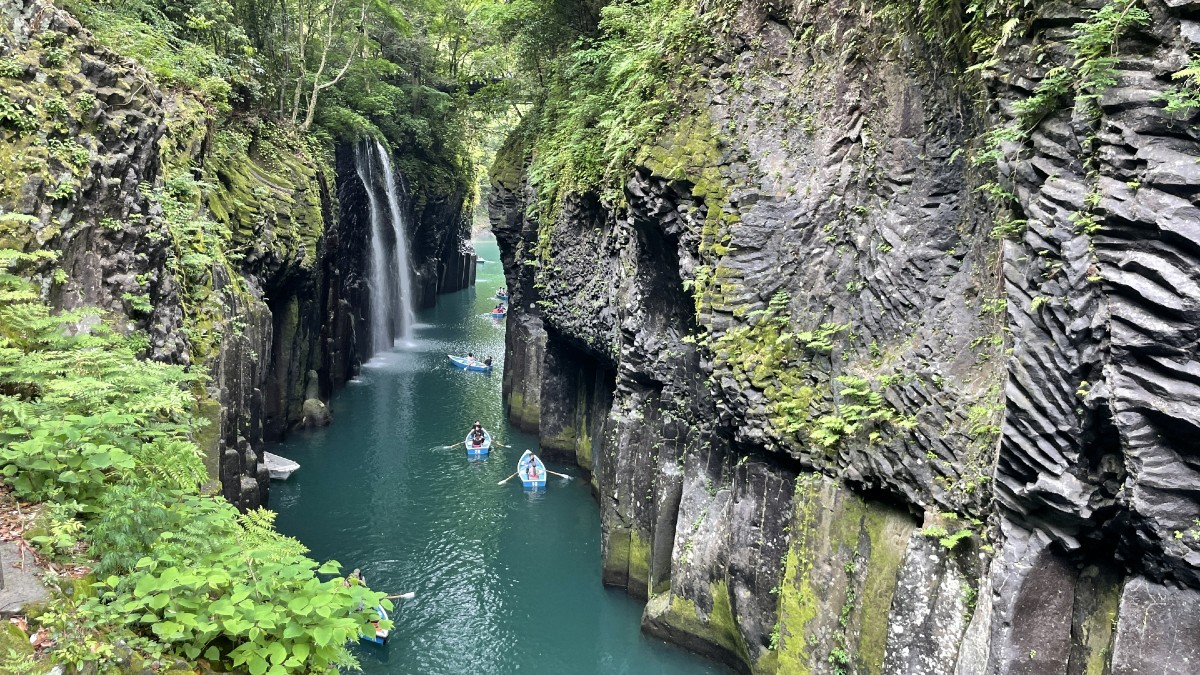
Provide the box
[492,0,1200,673]
[0,0,473,509]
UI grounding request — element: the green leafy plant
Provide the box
[990,217,1027,240]
[74,92,97,113]
[29,501,85,556]
[1016,0,1149,125]
[0,253,384,672]
[0,58,24,79]
[41,96,69,118]
[0,93,36,132]
[920,519,976,550]
[1070,211,1101,236]
[48,139,90,168]
[77,510,389,673]
[966,402,1003,445]
[46,178,76,201]
[121,292,153,314]
[808,375,916,449]
[41,46,68,67]
[977,0,1150,170]
[980,297,1007,315]
[1160,57,1200,115]
[0,648,39,675]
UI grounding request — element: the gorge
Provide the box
[489,0,1200,672]
[1,0,1199,673]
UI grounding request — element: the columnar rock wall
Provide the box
[0,0,470,509]
[491,0,1200,672]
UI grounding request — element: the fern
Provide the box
[237,507,310,563]
[1160,57,1200,115]
[527,0,711,218]
[1020,0,1149,125]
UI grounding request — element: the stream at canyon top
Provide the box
[272,234,725,674]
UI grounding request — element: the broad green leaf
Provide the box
[313,625,332,647]
[247,654,268,675]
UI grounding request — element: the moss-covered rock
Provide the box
[205,126,326,275]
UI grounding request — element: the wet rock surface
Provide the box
[491,0,1200,671]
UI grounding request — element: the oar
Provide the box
[545,469,573,480]
[384,592,416,600]
[497,471,519,485]
[435,434,476,448]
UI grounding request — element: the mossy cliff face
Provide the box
[1,0,469,509]
[0,0,183,355]
[0,0,361,508]
[492,0,1200,672]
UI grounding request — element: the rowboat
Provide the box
[448,354,491,372]
[360,605,390,645]
[495,290,509,301]
[262,451,299,480]
[517,450,546,489]
[465,429,492,457]
[490,308,507,320]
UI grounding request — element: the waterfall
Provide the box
[354,141,417,354]
[372,139,416,345]
[354,144,393,354]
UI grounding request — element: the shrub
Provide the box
[0,249,384,672]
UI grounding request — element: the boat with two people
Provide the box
[495,288,509,302]
[518,450,546,490]
[490,303,507,320]
[448,353,493,372]
[465,422,492,458]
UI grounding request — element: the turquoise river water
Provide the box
[273,235,725,674]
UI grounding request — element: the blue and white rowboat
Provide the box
[360,605,390,645]
[518,450,547,490]
[496,290,509,301]
[465,430,492,458]
[490,309,507,320]
[448,354,492,372]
